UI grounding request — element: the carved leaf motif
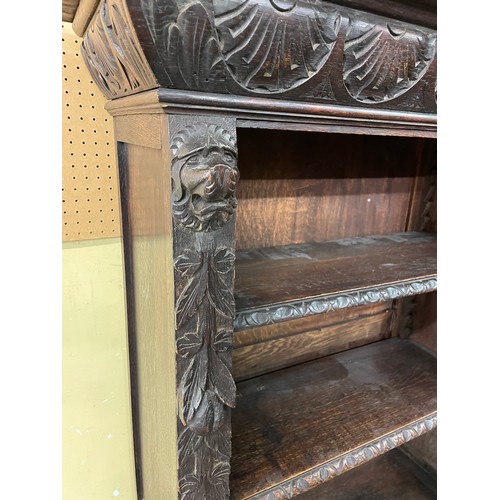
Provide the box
[175,250,203,276]
[179,350,208,426]
[214,329,232,352]
[213,248,236,274]
[176,255,208,328]
[204,429,231,459]
[208,251,235,318]
[214,0,340,93]
[177,330,203,358]
[178,428,204,468]
[209,351,236,408]
[143,1,224,89]
[209,462,231,497]
[179,474,205,500]
[188,389,225,434]
[81,0,156,99]
[343,19,436,103]
[179,462,230,500]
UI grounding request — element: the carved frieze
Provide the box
[81,0,157,99]
[82,0,437,114]
[343,18,436,103]
[171,121,238,500]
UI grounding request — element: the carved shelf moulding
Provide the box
[171,121,239,500]
[81,0,157,99]
[343,17,436,103]
[248,414,437,500]
[234,276,438,330]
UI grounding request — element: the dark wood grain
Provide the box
[235,130,434,250]
[234,232,436,329]
[296,448,436,499]
[326,0,437,28]
[400,428,437,480]
[106,89,437,137]
[410,292,437,352]
[230,338,437,499]
[234,302,389,348]
[233,303,392,381]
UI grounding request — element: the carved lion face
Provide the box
[171,124,239,232]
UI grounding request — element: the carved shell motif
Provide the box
[343,18,436,103]
[214,0,341,93]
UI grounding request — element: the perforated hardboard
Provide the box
[62,22,121,241]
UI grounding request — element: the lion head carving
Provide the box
[171,124,239,232]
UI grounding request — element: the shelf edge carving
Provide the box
[234,277,437,330]
[249,414,437,500]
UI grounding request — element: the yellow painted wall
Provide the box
[62,238,137,500]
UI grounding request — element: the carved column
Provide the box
[170,118,238,499]
[114,113,238,499]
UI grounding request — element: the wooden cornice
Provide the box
[80,0,437,122]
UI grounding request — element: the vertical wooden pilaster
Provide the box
[116,112,238,499]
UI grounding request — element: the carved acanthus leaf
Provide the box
[141,0,224,89]
[81,0,156,99]
[214,0,341,93]
[343,18,436,103]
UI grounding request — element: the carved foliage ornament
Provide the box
[140,0,226,89]
[83,0,437,105]
[343,18,436,103]
[175,241,236,500]
[214,0,341,93]
[172,123,238,499]
[81,0,156,99]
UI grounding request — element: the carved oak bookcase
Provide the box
[69,0,437,497]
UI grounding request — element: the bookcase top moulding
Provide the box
[76,0,437,137]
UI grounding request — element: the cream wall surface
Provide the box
[62,238,136,500]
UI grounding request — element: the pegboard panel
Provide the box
[62,22,121,241]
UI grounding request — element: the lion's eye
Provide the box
[223,152,235,163]
[186,154,200,165]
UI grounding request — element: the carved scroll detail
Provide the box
[214,0,341,93]
[81,0,156,99]
[343,19,436,103]
[251,415,437,499]
[172,122,238,500]
[235,277,437,330]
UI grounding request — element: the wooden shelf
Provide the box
[230,338,437,499]
[234,232,437,331]
[296,448,436,499]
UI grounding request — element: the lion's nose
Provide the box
[203,164,238,200]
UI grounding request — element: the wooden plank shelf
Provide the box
[234,232,437,331]
[296,448,436,499]
[230,338,437,499]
